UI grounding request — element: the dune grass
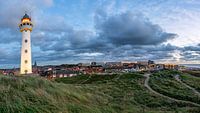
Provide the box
[182,70,200,77]
[149,70,200,105]
[0,72,200,113]
[180,73,200,92]
[0,75,112,113]
[56,72,200,113]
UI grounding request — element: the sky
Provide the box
[0,0,200,68]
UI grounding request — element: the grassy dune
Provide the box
[56,73,200,113]
[0,75,111,113]
[181,74,200,92]
[182,71,200,77]
[0,72,199,113]
[149,71,200,105]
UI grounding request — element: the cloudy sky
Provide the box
[0,0,200,68]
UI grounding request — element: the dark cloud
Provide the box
[145,44,180,52]
[179,44,200,61]
[95,12,177,46]
[183,45,200,51]
[40,11,178,54]
[180,51,200,61]
[0,29,20,44]
[0,45,20,64]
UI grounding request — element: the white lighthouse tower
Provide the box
[19,13,33,74]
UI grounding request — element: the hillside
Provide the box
[0,71,200,113]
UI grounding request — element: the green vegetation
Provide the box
[0,75,112,113]
[55,74,117,84]
[181,73,200,92]
[149,70,200,105]
[182,70,200,77]
[56,72,200,113]
[0,71,200,113]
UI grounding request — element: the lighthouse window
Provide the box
[27,23,29,25]
[25,39,28,43]
[25,60,28,64]
[30,24,32,26]
[20,24,22,27]
[25,50,28,53]
[25,70,28,74]
[23,23,25,25]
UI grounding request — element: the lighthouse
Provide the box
[19,13,33,74]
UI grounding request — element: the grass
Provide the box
[56,72,200,113]
[180,73,200,92]
[149,70,200,105]
[182,70,200,77]
[0,71,200,112]
[0,75,111,113]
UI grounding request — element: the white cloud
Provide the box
[77,52,103,57]
[43,0,54,7]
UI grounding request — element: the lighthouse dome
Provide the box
[23,13,30,19]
